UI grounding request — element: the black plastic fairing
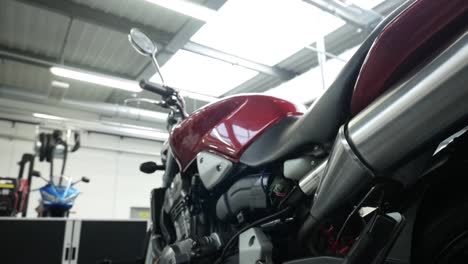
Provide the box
[162,150,178,188]
[216,174,267,221]
[151,188,167,235]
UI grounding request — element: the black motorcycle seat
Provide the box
[239,2,412,167]
[239,54,361,167]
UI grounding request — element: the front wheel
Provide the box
[40,207,70,217]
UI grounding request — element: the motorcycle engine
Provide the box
[157,170,289,264]
[163,173,191,240]
[158,173,226,264]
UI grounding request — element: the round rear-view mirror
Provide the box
[128,28,156,56]
[81,177,90,183]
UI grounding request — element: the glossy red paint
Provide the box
[170,95,304,171]
[351,0,468,115]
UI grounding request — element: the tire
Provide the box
[42,207,68,217]
[412,200,468,263]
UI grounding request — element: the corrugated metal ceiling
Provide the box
[0,0,70,58]
[71,0,202,34]
[0,60,51,94]
[63,19,148,77]
[0,60,117,102]
[62,78,117,102]
[0,0,152,78]
[0,0,191,104]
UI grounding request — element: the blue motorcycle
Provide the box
[37,175,89,217]
[34,129,90,217]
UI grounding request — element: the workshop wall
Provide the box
[0,120,164,219]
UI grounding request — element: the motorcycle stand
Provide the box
[285,212,405,264]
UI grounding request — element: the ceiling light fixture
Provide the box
[50,67,142,93]
[33,113,66,120]
[144,0,217,22]
[51,80,70,89]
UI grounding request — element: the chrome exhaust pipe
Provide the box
[299,32,468,227]
[347,34,468,173]
[298,160,327,195]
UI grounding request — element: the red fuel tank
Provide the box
[350,0,467,115]
[170,95,304,171]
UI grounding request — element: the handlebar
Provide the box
[138,79,188,121]
[139,80,175,97]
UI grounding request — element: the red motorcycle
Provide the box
[129,0,468,263]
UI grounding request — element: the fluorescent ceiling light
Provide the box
[51,80,70,89]
[33,113,66,120]
[191,0,345,66]
[50,67,141,92]
[150,50,257,96]
[144,0,217,22]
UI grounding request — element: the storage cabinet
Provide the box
[0,218,147,264]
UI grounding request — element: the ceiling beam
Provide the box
[138,0,228,79]
[222,24,366,96]
[17,0,293,101]
[16,0,174,45]
[139,39,297,80]
[222,0,408,96]
[303,0,383,31]
[184,42,297,80]
[137,40,299,81]
[18,0,293,81]
[58,18,74,64]
[136,46,297,85]
[136,0,297,81]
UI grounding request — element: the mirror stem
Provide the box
[39,176,49,183]
[71,180,81,186]
[152,51,165,86]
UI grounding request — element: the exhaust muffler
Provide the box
[299,32,468,232]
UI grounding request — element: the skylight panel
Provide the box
[266,46,359,104]
[265,66,325,105]
[150,50,258,96]
[191,0,345,66]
